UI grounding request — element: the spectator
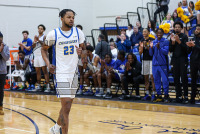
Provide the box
[0,32,10,115]
[102,51,127,99]
[96,54,115,97]
[181,0,193,35]
[119,53,142,100]
[12,51,32,91]
[95,34,112,59]
[126,24,134,39]
[170,21,189,104]
[139,29,156,101]
[130,26,143,49]
[149,28,170,103]
[117,33,132,54]
[136,21,144,33]
[82,45,100,96]
[116,29,129,43]
[110,41,118,60]
[154,0,170,22]
[161,13,174,31]
[172,11,181,23]
[18,31,33,58]
[148,20,156,37]
[189,1,197,17]
[32,24,50,92]
[76,24,83,30]
[186,24,200,104]
[197,0,200,24]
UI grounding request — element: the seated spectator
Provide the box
[126,24,133,39]
[139,28,156,101]
[119,53,142,100]
[18,31,33,59]
[149,28,170,103]
[96,54,116,97]
[172,11,181,23]
[103,50,127,99]
[130,26,143,49]
[148,20,156,37]
[95,34,112,59]
[136,21,143,33]
[81,45,100,96]
[12,51,35,91]
[110,41,118,60]
[116,29,129,43]
[116,33,132,54]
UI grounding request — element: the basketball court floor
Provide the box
[0,91,200,134]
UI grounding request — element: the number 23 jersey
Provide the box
[46,27,85,76]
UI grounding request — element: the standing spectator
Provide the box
[186,24,200,104]
[110,41,118,60]
[119,53,142,100]
[182,0,193,35]
[149,28,170,103]
[32,24,50,92]
[130,26,143,49]
[154,0,170,22]
[116,29,129,43]
[139,29,156,101]
[117,33,132,54]
[18,31,33,58]
[136,21,144,33]
[0,32,10,115]
[95,34,112,59]
[170,22,189,104]
[148,20,156,37]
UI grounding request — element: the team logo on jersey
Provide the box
[58,40,78,45]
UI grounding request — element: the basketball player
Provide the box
[32,24,50,92]
[41,9,85,134]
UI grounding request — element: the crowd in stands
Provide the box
[0,0,200,105]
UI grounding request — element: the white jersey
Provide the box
[33,34,45,56]
[46,27,85,98]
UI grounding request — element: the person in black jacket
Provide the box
[186,24,200,104]
[169,21,189,104]
[119,53,143,100]
[95,34,112,59]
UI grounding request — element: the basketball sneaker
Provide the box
[154,95,163,102]
[182,96,189,104]
[151,94,156,102]
[94,89,100,96]
[142,94,151,101]
[76,89,83,95]
[49,124,60,134]
[95,90,104,97]
[103,92,112,99]
[12,85,19,90]
[164,95,170,103]
[83,89,94,96]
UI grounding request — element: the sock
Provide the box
[55,123,61,130]
[95,87,99,91]
[99,88,104,92]
[80,85,83,90]
[152,91,156,95]
[146,90,149,95]
[107,88,111,93]
[88,87,91,91]
[46,83,50,89]
[122,90,126,94]
[21,83,25,86]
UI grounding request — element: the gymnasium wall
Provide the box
[0,0,197,47]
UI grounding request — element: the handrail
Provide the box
[137,7,150,27]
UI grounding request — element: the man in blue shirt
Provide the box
[116,34,132,54]
[18,31,33,58]
[103,50,127,99]
[149,28,170,103]
[130,26,143,51]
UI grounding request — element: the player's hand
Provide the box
[170,33,175,42]
[14,60,19,65]
[175,35,181,43]
[156,42,160,49]
[49,64,56,74]
[75,45,82,56]
[150,41,153,48]
[34,35,39,42]
[186,41,195,47]
[100,59,106,66]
